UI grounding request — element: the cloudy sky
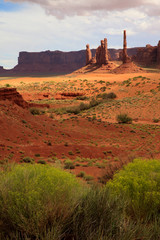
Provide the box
[0,0,160,69]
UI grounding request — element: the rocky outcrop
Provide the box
[13,50,88,74]
[0,88,29,108]
[84,37,117,72]
[157,41,160,65]
[95,38,110,65]
[0,47,140,76]
[123,30,131,63]
[0,88,49,108]
[132,41,160,68]
[86,44,92,65]
[113,30,143,74]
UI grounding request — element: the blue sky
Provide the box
[0,0,21,11]
[0,0,160,69]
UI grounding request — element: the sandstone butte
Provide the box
[0,30,160,75]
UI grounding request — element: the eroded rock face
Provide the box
[132,41,160,67]
[157,41,160,65]
[0,88,29,108]
[123,30,131,64]
[86,44,92,65]
[96,39,110,65]
[13,50,87,74]
[0,88,49,109]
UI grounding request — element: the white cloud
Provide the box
[5,0,160,18]
[1,0,160,69]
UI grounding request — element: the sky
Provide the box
[0,0,160,69]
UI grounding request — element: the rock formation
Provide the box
[86,44,92,65]
[112,30,143,73]
[132,41,160,68]
[123,30,131,63]
[0,88,49,108]
[95,38,110,65]
[157,41,160,65]
[0,88,29,108]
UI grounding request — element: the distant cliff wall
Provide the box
[0,48,138,75]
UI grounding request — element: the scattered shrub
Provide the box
[22,156,34,163]
[30,107,41,115]
[97,92,117,99]
[116,113,132,124]
[77,171,86,178]
[37,159,47,164]
[153,118,159,123]
[64,159,75,169]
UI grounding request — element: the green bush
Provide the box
[30,107,41,115]
[0,164,85,238]
[108,159,160,220]
[72,187,121,239]
[66,98,100,115]
[116,113,132,124]
[22,156,34,163]
[97,92,117,99]
[64,159,75,169]
[37,159,47,164]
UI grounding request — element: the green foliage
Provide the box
[22,156,35,163]
[0,164,85,238]
[72,187,121,239]
[153,118,159,123]
[97,92,117,99]
[108,159,160,220]
[30,107,41,115]
[66,98,100,114]
[37,159,47,164]
[77,171,86,178]
[64,159,75,169]
[116,113,132,124]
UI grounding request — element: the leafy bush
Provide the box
[116,113,132,124]
[97,92,117,99]
[64,159,75,169]
[66,98,100,114]
[77,171,86,178]
[72,187,121,239]
[0,164,85,238]
[30,107,41,115]
[108,159,160,220]
[37,159,47,164]
[22,156,34,163]
[153,118,159,123]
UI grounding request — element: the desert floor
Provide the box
[0,71,160,182]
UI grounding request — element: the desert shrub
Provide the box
[22,156,35,163]
[89,98,100,108]
[30,107,41,115]
[72,187,121,240]
[116,113,132,124]
[76,95,88,100]
[64,159,75,169]
[0,164,85,238]
[77,171,86,178]
[108,159,160,220]
[97,92,117,100]
[153,118,159,123]
[66,106,81,114]
[66,98,100,115]
[37,159,47,164]
[106,92,117,99]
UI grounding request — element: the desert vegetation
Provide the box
[0,71,160,239]
[0,160,160,239]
